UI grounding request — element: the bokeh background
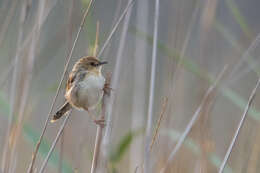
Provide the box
[1,0,260,172]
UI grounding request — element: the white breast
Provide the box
[78,74,105,110]
[80,74,105,90]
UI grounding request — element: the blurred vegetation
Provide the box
[1,0,260,172]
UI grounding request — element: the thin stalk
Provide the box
[90,81,109,173]
[39,111,72,173]
[218,78,260,173]
[27,1,95,172]
[159,66,228,173]
[101,2,133,161]
[91,125,103,173]
[136,98,168,172]
[97,0,136,58]
[144,0,159,172]
[130,0,148,171]
[149,98,168,151]
[93,21,99,57]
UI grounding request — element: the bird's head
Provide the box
[76,56,107,73]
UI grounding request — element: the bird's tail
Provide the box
[51,102,72,123]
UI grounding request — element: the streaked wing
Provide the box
[66,72,75,92]
[66,71,87,92]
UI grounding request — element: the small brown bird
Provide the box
[51,56,107,123]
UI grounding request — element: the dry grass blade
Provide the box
[39,111,72,173]
[93,21,99,57]
[159,65,228,173]
[218,77,260,173]
[136,98,168,173]
[144,0,160,172]
[97,0,136,58]
[27,1,95,172]
[149,97,168,151]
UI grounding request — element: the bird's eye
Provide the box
[90,62,97,66]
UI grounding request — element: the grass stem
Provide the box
[218,77,260,173]
[144,0,160,172]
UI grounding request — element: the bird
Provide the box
[51,56,108,124]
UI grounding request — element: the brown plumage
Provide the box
[51,56,107,123]
[51,102,71,122]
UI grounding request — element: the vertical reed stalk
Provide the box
[90,76,110,173]
[130,0,148,171]
[144,0,160,172]
[91,126,104,173]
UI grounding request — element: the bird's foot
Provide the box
[94,118,106,128]
[103,83,113,95]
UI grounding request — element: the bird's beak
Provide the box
[99,61,108,66]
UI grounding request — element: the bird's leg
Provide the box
[103,83,113,95]
[87,110,105,128]
[94,118,105,128]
